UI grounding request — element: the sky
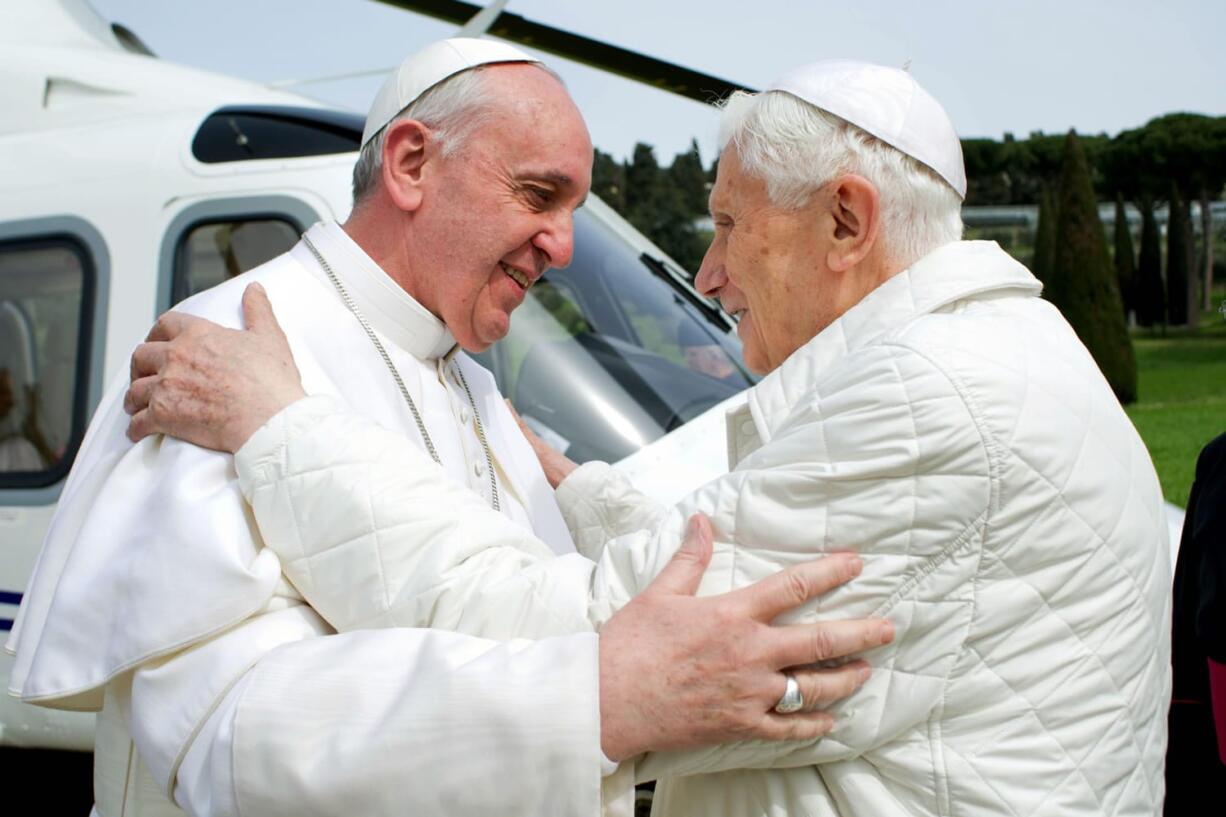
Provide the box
[91,0,1226,167]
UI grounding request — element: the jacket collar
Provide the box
[297,221,458,360]
[728,241,1040,464]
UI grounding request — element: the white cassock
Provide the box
[6,221,629,817]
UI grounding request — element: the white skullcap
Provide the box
[767,59,966,199]
[361,38,540,148]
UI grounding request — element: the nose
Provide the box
[534,210,576,270]
[694,242,726,297]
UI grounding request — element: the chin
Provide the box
[464,320,511,353]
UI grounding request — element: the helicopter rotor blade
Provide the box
[375,0,755,105]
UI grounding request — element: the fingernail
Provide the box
[857,665,872,684]
[880,621,895,642]
[848,555,863,575]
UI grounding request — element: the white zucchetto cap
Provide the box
[767,59,966,199]
[361,38,540,148]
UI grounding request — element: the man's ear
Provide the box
[379,119,432,213]
[825,174,881,273]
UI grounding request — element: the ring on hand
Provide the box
[773,673,803,714]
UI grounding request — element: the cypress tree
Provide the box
[1032,183,1058,282]
[1045,131,1137,403]
[1113,194,1137,321]
[1135,195,1165,328]
[1165,184,1195,327]
[1162,182,1191,326]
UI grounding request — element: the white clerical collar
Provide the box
[300,221,457,360]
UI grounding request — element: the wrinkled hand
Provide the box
[598,514,891,761]
[125,283,306,453]
[506,399,578,488]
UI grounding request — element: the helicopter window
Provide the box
[0,237,93,488]
[192,107,363,164]
[470,208,755,465]
[172,218,300,303]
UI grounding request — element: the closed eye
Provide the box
[522,184,556,208]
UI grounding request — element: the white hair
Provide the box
[351,62,565,205]
[718,90,963,267]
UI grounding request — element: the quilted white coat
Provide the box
[237,241,1171,816]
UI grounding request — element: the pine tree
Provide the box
[1031,183,1058,281]
[668,139,709,217]
[1135,195,1165,328]
[591,149,626,213]
[1112,194,1137,321]
[623,142,707,272]
[1165,184,1195,327]
[624,142,663,226]
[1045,131,1137,403]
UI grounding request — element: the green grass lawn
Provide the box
[1126,305,1226,505]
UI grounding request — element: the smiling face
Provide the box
[695,149,836,374]
[406,65,593,351]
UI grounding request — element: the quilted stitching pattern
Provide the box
[586,247,1169,815]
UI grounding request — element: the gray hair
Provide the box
[718,90,963,267]
[351,62,564,205]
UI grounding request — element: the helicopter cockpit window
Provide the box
[192,106,363,164]
[173,218,300,303]
[0,238,93,488]
[471,208,756,465]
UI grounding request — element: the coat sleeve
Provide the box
[127,598,608,817]
[555,461,671,560]
[235,395,611,641]
[609,341,993,781]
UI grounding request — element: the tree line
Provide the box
[594,114,1226,405]
[971,114,1226,326]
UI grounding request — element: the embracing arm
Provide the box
[615,342,992,780]
[235,394,601,639]
[127,601,611,817]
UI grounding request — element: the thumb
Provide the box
[643,514,714,598]
[241,283,282,336]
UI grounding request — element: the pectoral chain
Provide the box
[302,234,500,511]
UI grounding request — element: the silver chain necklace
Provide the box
[302,234,500,511]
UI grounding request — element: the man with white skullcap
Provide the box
[9,42,895,817]
[113,58,1168,815]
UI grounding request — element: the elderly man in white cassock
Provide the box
[122,58,1173,817]
[7,41,898,817]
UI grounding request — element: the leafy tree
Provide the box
[1031,183,1058,282]
[624,142,663,221]
[962,138,1009,205]
[1045,131,1136,403]
[668,139,709,217]
[1166,183,1195,327]
[1102,114,1226,310]
[591,148,625,212]
[1135,195,1165,328]
[623,143,707,272]
[1113,194,1137,321]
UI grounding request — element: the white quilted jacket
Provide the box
[236,241,1170,816]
